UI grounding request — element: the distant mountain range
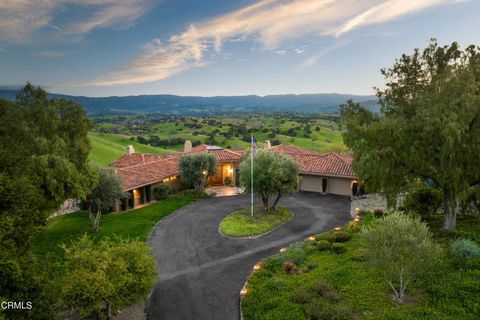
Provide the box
[0,88,379,115]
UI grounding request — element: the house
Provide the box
[110,140,358,211]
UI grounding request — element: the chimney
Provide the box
[125,145,135,156]
[184,140,192,153]
[264,140,271,150]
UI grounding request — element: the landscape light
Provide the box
[240,288,248,296]
[253,263,261,271]
[334,227,341,231]
[308,236,315,241]
[355,207,360,212]
[280,248,287,252]
[202,170,207,175]
[354,217,360,222]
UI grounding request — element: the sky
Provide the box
[0,0,479,97]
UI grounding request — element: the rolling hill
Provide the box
[0,88,378,115]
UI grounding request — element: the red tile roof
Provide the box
[112,143,356,190]
[116,158,180,190]
[267,144,356,178]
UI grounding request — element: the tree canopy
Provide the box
[240,150,299,211]
[61,235,157,319]
[179,153,217,192]
[85,167,125,232]
[0,84,97,317]
[340,39,480,230]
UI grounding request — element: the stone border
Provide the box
[218,209,294,240]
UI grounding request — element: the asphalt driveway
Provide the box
[146,192,351,320]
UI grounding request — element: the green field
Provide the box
[88,132,176,166]
[89,114,347,166]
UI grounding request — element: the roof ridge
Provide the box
[116,157,177,170]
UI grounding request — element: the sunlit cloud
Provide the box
[86,0,460,86]
[0,0,154,43]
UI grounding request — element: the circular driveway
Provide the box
[147,192,351,320]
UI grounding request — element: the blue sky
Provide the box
[0,0,479,97]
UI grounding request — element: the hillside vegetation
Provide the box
[89,114,347,166]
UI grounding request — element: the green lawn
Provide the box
[241,214,480,320]
[88,132,176,166]
[220,207,293,237]
[32,191,204,257]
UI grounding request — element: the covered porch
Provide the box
[208,162,236,186]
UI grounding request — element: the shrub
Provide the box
[360,212,441,303]
[403,186,442,216]
[345,220,360,232]
[291,288,314,304]
[373,208,385,218]
[451,239,480,259]
[283,261,296,275]
[224,176,233,186]
[316,240,332,251]
[333,231,352,243]
[451,239,480,269]
[332,243,346,254]
[263,249,306,271]
[314,231,335,243]
[313,280,340,302]
[154,185,170,200]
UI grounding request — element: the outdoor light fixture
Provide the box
[308,236,315,241]
[280,248,287,252]
[355,207,360,212]
[253,263,261,271]
[334,227,341,231]
[240,288,248,296]
[202,170,207,175]
[354,217,360,222]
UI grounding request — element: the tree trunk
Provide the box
[93,210,101,232]
[442,190,457,231]
[105,302,112,320]
[271,192,283,210]
[260,192,269,211]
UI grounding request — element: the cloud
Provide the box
[87,0,460,86]
[273,50,287,56]
[0,0,154,43]
[294,48,305,54]
[30,50,66,58]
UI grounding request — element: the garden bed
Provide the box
[241,214,480,320]
[219,207,293,238]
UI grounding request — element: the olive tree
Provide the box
[179,153,216,192]
[85,167,125,232]
[341,39,480,230]
[239,150,299,211]
[360,212,441,303]
[61,235,157,319]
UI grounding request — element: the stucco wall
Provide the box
[300,174,353,196]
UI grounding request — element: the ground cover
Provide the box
[219,207,293,237]
[241,213,480,320]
